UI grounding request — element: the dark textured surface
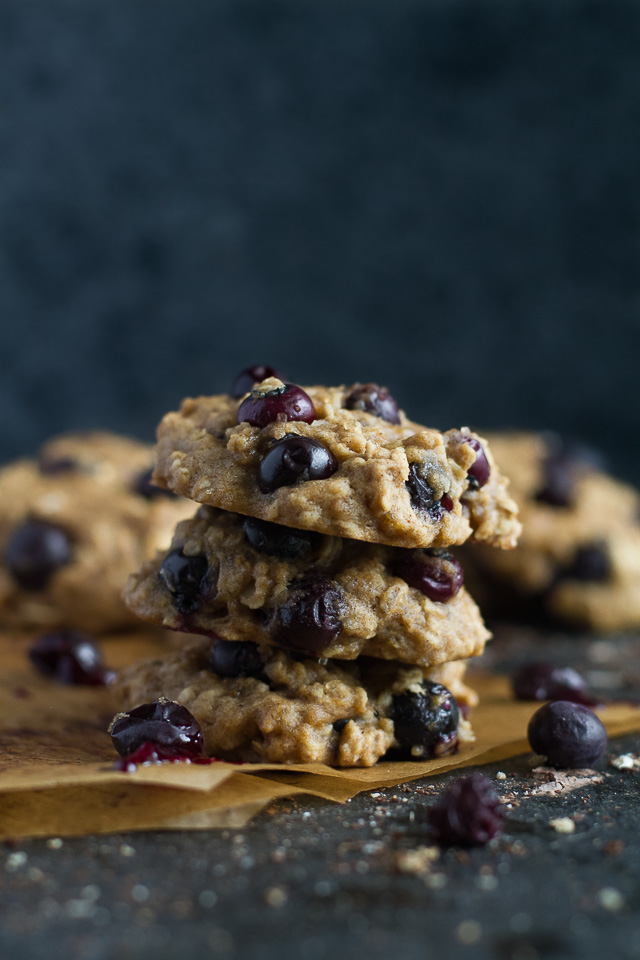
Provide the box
[2,627,640,960]
[0,1,639,478]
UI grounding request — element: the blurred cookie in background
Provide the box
[0,432,194,633]
[460,432,640,632]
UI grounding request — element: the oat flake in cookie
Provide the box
[0,432,194,632]
[115,637,476,766]
[152,379,521,550]
[123,506,490,668]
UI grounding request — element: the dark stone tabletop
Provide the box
[2,626,640,960]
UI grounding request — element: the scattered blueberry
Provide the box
[5,519,72,590]
[390,681,460,759]
[406,463,454,520]
[238,382,316,429]
[158,548,209,614]
[135,468,178,500]
[29,630,111,686]
[428,773,504,846]
[208,637,266,680]
[512,661,598,707]
[344,383,400,424]
[242,516,319,560]
[527,700,607,768]
[258,436,338,493]
[277,576,343,654]
[109,698,205,759]
[564,544,610,582]
[391,550,464,602]
[231,364,281,399]
[463,438,490,489]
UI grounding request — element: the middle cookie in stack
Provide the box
[120,375,521,767]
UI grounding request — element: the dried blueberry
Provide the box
[463,438,490,489]
[277,576,343,655]
[242,516,319,561]
[158,548,209,614]
[405,463,453,520]
[109,698,205,759]
[564,544,610,582]
[344,383,400,424]
[231,364,281,399]
[29,630,110,686]
[391,550,464,602]
[527,701,607,768]
[135,468,178,500]
[428,773,504,846]
[5,519,72,591]
[258,436,338,493]
[512,661,598,707]
[333,718,350,733]
[390,680,460,759]
[238,382,315,429]
[208,637,266,680]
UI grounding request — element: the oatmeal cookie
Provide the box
[462,432,640,630]
[116,636,476,766]
[0,432,194,632]
[124,506,490,667]
[152,379,520,550]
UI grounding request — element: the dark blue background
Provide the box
[1,0,639,477]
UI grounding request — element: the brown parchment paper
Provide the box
[1,630,639,839]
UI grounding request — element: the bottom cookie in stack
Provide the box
[115,636,477,767]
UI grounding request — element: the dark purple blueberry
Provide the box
[242,516,319,561]
[276,576,343,655]
[564,544,610,582]
[463,438,490,489]
[4,519,72,591]
[135,468,178,500]
[390,680,460,759]
[527,701,607,768]
[512,661,598,707]
[231,364,282,399]
[158,548,209,614]
[428,773,504,846]
[38,455,77,475]
[406,463,454,520]
[29,630,110,686]
[258,436,338,493]
[238,383,315,429]
[344,383,400,425]
[391,549,464,603]
[208,637,266,680]
[109,698,205,759]
[333,718,350,733]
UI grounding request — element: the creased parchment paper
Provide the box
[1,630,638,838]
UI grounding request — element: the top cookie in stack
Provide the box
[119,370,521,766]
[153,376,521,550]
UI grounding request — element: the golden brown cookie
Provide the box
[0,432,194,632]
[152,379,521,550]
[115,636,476,766]
[124,506,490,667]
[462,432,640,631]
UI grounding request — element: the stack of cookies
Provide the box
[119,371,522,767]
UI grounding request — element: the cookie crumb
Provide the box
[456,920,482,945]
[610,753,639,771]
[598,887,625,912]
[395,846,439,875]
[496,771,507,780]
[264,885,288,908]
[549,817,575,834]
[46,838,63,850]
